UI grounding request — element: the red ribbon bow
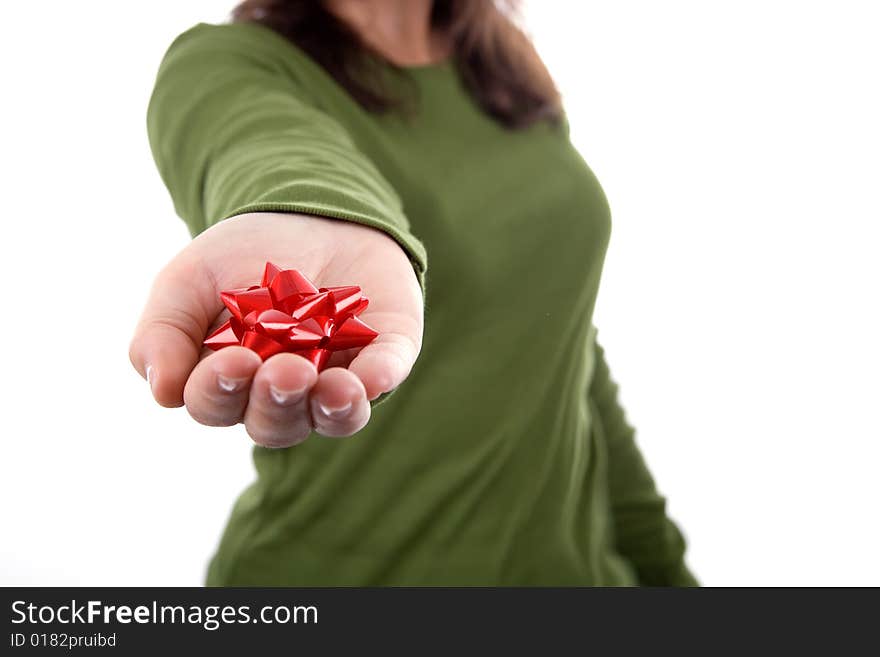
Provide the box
[203,262,378,371]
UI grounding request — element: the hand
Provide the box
[129,212,423,447]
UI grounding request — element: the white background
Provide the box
[1,1,877,585]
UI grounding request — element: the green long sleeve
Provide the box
[146,22,427,291]
[589,333,699,586]
[147,21,695,585]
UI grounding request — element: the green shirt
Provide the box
[148,21,697,586]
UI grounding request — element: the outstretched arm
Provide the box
[130,23,426,446]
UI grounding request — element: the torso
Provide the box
[207,26,636,585]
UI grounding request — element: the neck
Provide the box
[324,0,450,66]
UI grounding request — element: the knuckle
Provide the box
[141,307,207,347]
[246,420,311,449]
[313,418,361,438]
[185,392,243,427]
[245,423,276,447]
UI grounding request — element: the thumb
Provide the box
[129,256,220,407]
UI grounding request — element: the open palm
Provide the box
[129,212,423,447]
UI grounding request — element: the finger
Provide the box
[309,367,371,437]
[129,255,221,407]
[347,311,421,400]
[243,353,319,448]
[324,347,358,370]
[183,347,262,426]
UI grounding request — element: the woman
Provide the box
[131,0,697,585]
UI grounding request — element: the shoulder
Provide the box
[167,21,298,58]
[159,21,331,88]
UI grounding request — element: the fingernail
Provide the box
[269,385,306,406]
[318,401,352,419]
[218,375,247,393]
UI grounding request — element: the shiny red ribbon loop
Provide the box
[203,262,378,370]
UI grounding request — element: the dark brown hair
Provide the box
[231,0,562,128]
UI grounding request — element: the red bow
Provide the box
[203,262,378,371]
